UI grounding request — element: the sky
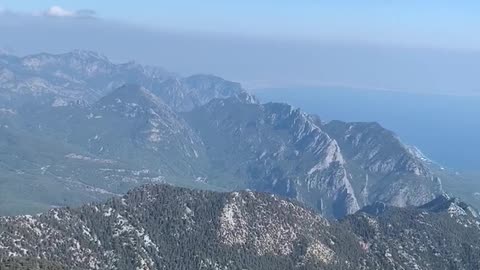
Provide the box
[2,1,480,51]
[1,1,480,93]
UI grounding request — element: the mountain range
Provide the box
[1,50,480,269]
[0,50,469,218]
[0,184,479,269]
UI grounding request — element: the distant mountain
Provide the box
[184,98,360,218]
[0,50,254,111]
[151,74,257,112]
[322,120,442,207]
[0,184,479,270]
[92,84,206,173]
[0,50,461,218]
[0,50,167,106]
[185,98,443,217]
[0,51,255,215]
[0,84,213,215]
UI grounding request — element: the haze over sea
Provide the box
[255,87,480,171]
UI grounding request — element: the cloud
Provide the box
[44,6,74,17]
[43,6,96,18]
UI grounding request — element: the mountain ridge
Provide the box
[185,98,443,217]
[0,183,479,270]
[0,50,464,218]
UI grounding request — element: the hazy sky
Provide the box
[2,1,480,50]
[1,1,480,93]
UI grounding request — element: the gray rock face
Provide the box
[322,120,443,208]
[0,184,479,270]
[185,99,360,218]
[322,121,430,176]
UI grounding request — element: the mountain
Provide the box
[184,98,360,218]
[0,184,350,270]
[0,51,258,215]
[0,184,479,270]
[151,74,257,112]
[0,50,167,106]
[341,194,480,270]
[322,120,443,207]
[184,98,443,218]
[0,50,460,218]
[0,84,215,215]
[88,84,207,174]
[0,50,255,112]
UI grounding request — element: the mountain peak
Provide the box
[94,84,177,123]
[419,194,479,218]
[65,49,109,62]
[21,50,110,67]
[323,119,432,177]
[151,74,257,111]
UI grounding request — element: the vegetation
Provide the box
[0,257,64,270]
[1,184,479,269]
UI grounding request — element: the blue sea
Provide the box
[254,87,480,171]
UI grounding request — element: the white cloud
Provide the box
[0,6,96,18]
[42,6,96,18]
[45,6,75,17]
